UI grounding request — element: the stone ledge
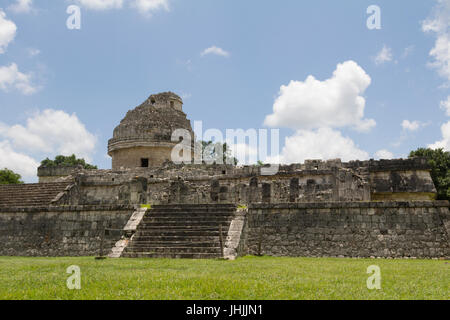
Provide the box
[249,201,450,210]
[0,204,135,213]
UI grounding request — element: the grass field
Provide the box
[0,256,448,300]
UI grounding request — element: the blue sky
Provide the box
[0,0,449,182]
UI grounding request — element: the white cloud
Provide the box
[429,121,450,150]
[440,96,450,116]
[8,0,33,14]
[131,0,169,15]
[227,142,259,165]
[429,33,450,82]
[201,46,230,58]
[74,0,123,10]
[0,109,97,182]
[0,109,97,162]
[0,9,17,54]
[264,61,375,132]
[422,0,450,33]
[272,128,369,164]
[72,0,172,15]
[423,0,450,83]
[374,45,393,65]
[374,149,394,160]
[402,45,415,59]
[0,63,37,95]
[27,48,40,57]
[0,140,39,180]
[401,120,421,132]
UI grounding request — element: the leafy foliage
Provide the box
[0,168,23,185]
[200,141,238,165]
[409,148,450,200]
[40,154,97,170]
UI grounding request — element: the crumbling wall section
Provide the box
[53,158,435,206]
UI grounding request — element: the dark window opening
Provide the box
[222,170,226,175]
[170,101,174,108]
[151,99,156,105]
[141,158,149,168]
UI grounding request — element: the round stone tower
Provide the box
[108,92,194,170]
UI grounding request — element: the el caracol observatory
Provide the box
[108,92,194,170]
[1,91,447,260]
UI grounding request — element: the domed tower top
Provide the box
[108,92,193,170]
[147,92,183,111]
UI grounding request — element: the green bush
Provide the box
[409,148,450,200]
[40,154,97,169]
[0,168,23,185]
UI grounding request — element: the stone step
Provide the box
[143,215,233,220]
[122,204,236,259]
[143,216,234,220]
[126,246,221,254]
[143,219,232,224]
[0,190,64,195]
[136,230,228,237]
[126,241,220,248]
[132,235,222,242]
[150,207,235,213]
[0,195,57,199]
[0,194,65,198]
[153,204,236,209]
[122,252,222,259]
[0,186,67,189]
[139,221,232,227]
[145,212,235,218]
[0,182,71,207]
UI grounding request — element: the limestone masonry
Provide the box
[108,92,194,170]
[0,92,448,259]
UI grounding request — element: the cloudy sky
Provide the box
[0,0,449,182]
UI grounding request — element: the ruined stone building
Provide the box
[108,92,194,170]
[0,92,449,259]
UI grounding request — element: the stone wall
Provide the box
[0,205,134,257]
[58,160,378,206]
[37,166,78,183]
[109,143,177,169]
[1,201,448,259]
[344,158,436,200]
[244,201,450,259]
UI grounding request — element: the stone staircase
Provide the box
[0,182,72,207]
[122,204,237,259]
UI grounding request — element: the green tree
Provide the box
[200,141,238,166]
[40,154,98,169]
[0,168,23,185]
[409,148,450,200]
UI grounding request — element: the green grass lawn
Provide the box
[0,256,448,300]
